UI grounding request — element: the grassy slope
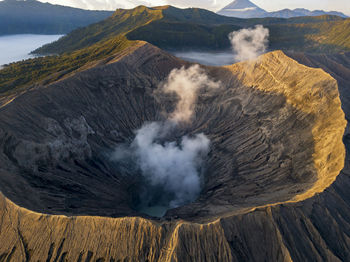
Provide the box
[307,19,350,51]
[35,6,164,54]
[0,36,136,95]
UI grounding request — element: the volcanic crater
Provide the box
[0,41,347,262]
[0,42,345,224]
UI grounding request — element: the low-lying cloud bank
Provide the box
[112,65,219,215]
[229,25,269,62]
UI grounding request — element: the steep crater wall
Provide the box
[0,43,347,261]
[0,43,345,222]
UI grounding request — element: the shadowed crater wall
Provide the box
[0,43,344,222]
[0,43,346,261]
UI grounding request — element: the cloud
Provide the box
[229,25,269,62]
[163,0,221,10]
[36,0,226,11]
[125,0,159,8]
[37,0,127,10]
[33,0,350,14]
[162,65,220,123]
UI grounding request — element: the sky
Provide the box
[26,0,350,15]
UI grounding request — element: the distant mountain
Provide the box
[0,0,113,35]
[217,0,348,18]
[268,8,348,18]
[217,0,268,18]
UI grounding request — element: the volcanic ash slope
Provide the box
[0,43,347,261]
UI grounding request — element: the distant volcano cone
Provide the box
[222,0,261,9]
[217,0,267,18]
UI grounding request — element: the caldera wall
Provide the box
[0,44,346,261]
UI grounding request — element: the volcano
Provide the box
[0,42,346,261]
[217,0,268,18]
[0,4,350,261]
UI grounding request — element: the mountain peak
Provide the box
[218,0,267,18]
[223,0,262,10]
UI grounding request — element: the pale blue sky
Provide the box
[32,0,350,15]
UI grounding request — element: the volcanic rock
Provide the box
[0,43,346,261]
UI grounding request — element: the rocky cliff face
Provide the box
[0,44,347,261]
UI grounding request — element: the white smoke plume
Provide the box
[131,122,210,208]
[163,64,220,123]
[229,25,269,62]
[113,65,219,214]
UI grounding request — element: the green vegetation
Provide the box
[35,6,164,54]
[0,36,136,95]
[307,19,350,51]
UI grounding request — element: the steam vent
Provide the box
[0,42,347,261]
